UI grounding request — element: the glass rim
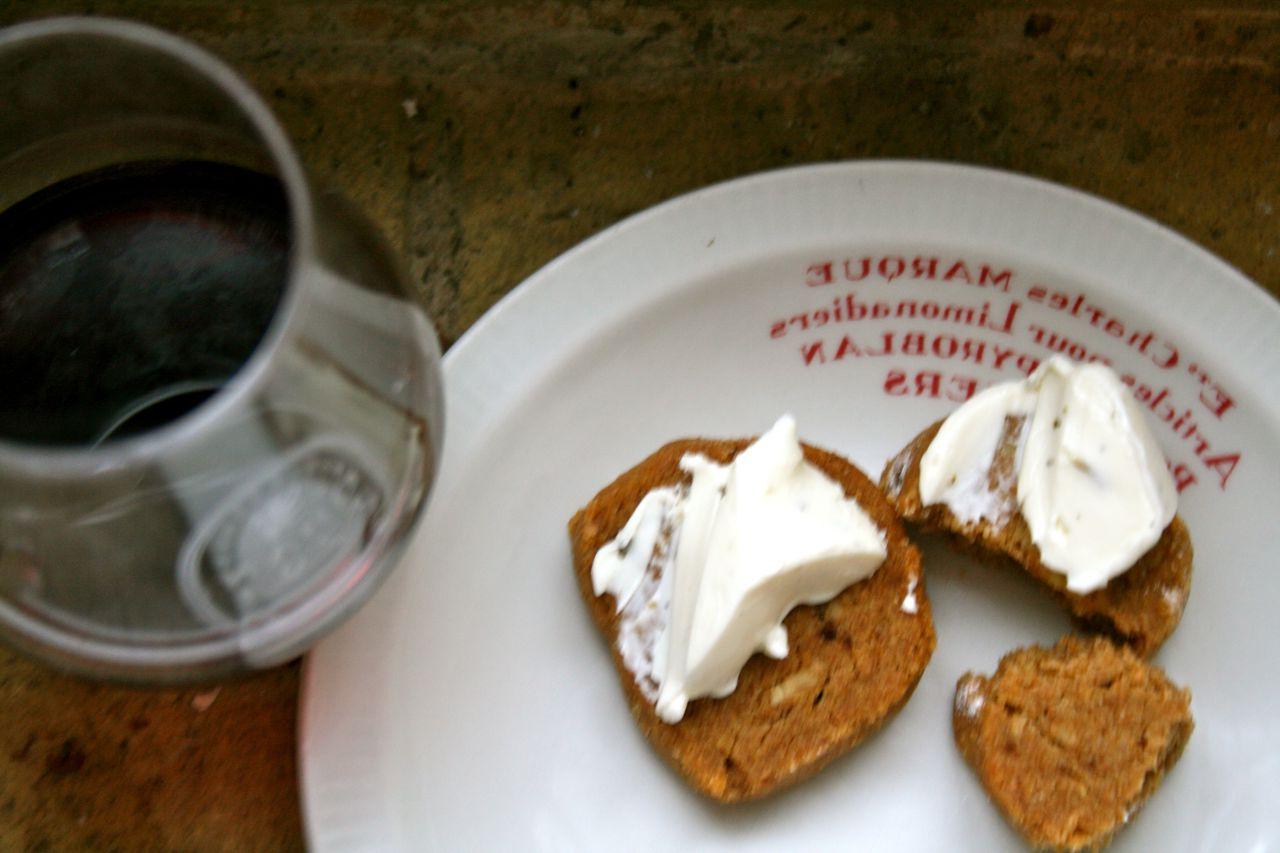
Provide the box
[0,16,316,475]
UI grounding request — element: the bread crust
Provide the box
[569,438,936,802]
[880,419,1192,657]
[953,636,1194,851]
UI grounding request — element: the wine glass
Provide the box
[0,17,444,682]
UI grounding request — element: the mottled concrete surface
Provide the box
[0,2,1276,849]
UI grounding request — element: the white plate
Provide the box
[300,162,1280,851]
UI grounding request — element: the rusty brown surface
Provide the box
[0,2,1276,849]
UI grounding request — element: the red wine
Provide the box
[0,160,290,446]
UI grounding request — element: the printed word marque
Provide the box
[806,255,1015,291]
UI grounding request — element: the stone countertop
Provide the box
[0,2,1276,849]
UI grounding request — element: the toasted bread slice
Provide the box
[880,420,1192,657]
[569,437,936,802]
[954,636,1193,851]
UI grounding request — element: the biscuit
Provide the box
[953,636,1194,851]
[570,438,936,801]
[881,420,1192,657]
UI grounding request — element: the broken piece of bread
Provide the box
[953,636,1194,851]
[881,420,1192,657]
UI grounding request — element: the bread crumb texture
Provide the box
[953,636,1193,852]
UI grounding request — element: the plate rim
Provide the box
[449,159,1279,400]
